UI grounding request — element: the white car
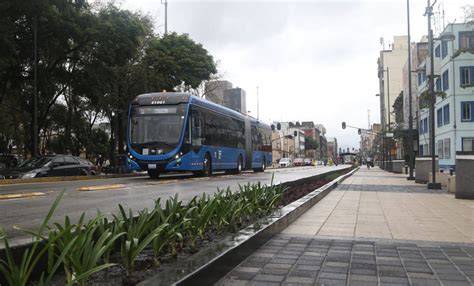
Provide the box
[279,158,292,168]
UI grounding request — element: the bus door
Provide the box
[244,118,252,169]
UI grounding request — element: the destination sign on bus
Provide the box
[138,107,177,115]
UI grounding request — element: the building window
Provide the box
[460,66,474,87]
[419,144,424,155]
[442,70,449,91]
[435,45,440,57]
[462,102,472,121]
[437,108,443,127]
[441,41,448,58]
[424,143,430,156]
[437,140,443,159]
[462,138,474,152]
[459,31,474,49]
[444,138,451,159]
[443,104,450,125]
[435,78,441,91]
[424,118,429,134]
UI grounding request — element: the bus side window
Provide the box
[192,110,203,146]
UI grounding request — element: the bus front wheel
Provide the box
[148,169,160,179]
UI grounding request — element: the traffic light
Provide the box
[277,123,281,130]
[271,124,275,131]
[342,122,346,129]
[294,130,298,137]
[358,129,361,135]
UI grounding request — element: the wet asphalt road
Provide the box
[0,165,349,246]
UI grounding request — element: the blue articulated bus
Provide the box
[127,92,272,178]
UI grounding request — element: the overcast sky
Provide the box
[120,0,470,151]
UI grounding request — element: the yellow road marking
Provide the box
[146,180,179,185]
[77,184,126,192]
[0,192,47,200]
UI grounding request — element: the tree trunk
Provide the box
[117,112,124,155]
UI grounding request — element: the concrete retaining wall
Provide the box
[392,160,405,174]
[415,156,438,184]
[455,152,474,199]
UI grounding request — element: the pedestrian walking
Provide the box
[104,159,110,175]
[96,154,104,174]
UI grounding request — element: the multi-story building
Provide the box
[327,137,338,162]
[314,124,327,160]
[417,23,474,170]
[300,121,320,159]
[377,36,409,131]
[204,80,233,105]
[271,122,305,160]
[271,128,295,166]
[223,87,247,114]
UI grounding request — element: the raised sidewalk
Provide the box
[218,167,474,286]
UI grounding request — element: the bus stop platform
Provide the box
[218,168,474,285]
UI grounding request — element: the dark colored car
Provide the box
[77,157,99,175]
[0,155,91,179]
[0,154,19,170]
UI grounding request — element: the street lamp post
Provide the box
[425,0,441,189]
[377,66,391,170]
[406,0,415,180]
[161,0,168,34]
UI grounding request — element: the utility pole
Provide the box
[407,0,415,180]
[161,0,168,34]
[425,0,441,189]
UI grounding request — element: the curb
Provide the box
[139,167,358,286]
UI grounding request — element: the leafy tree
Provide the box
[392,91,404,125]
[304,136,319,150]
[144,33,217,92]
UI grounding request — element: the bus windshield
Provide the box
[129,105,186,147]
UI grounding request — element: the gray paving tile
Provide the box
[229,271,258,280]
[410,278,440,286]
[261,267,290,275]
[289,270,317,278]
[253,273,285,282]
[315,278,347,286]
[379,276,409,283]
[438,280,472,286]
[349,274,378,282]
[249,281,280,286]
[216,278,249,286]
[319,272,347,279]
[284,276,315,284]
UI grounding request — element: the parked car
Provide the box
[279,158,292,168]
[0,154,18,170]
[0,155,91,179]
[293,158,305,167]
[77,157,99,175]
[303,158,312,166]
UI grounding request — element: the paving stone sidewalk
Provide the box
[218,168,474,285]
[218,235,474,286]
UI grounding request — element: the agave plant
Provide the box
[48,213,124,286]
[0,190,67,286]
[115,205,166,274]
